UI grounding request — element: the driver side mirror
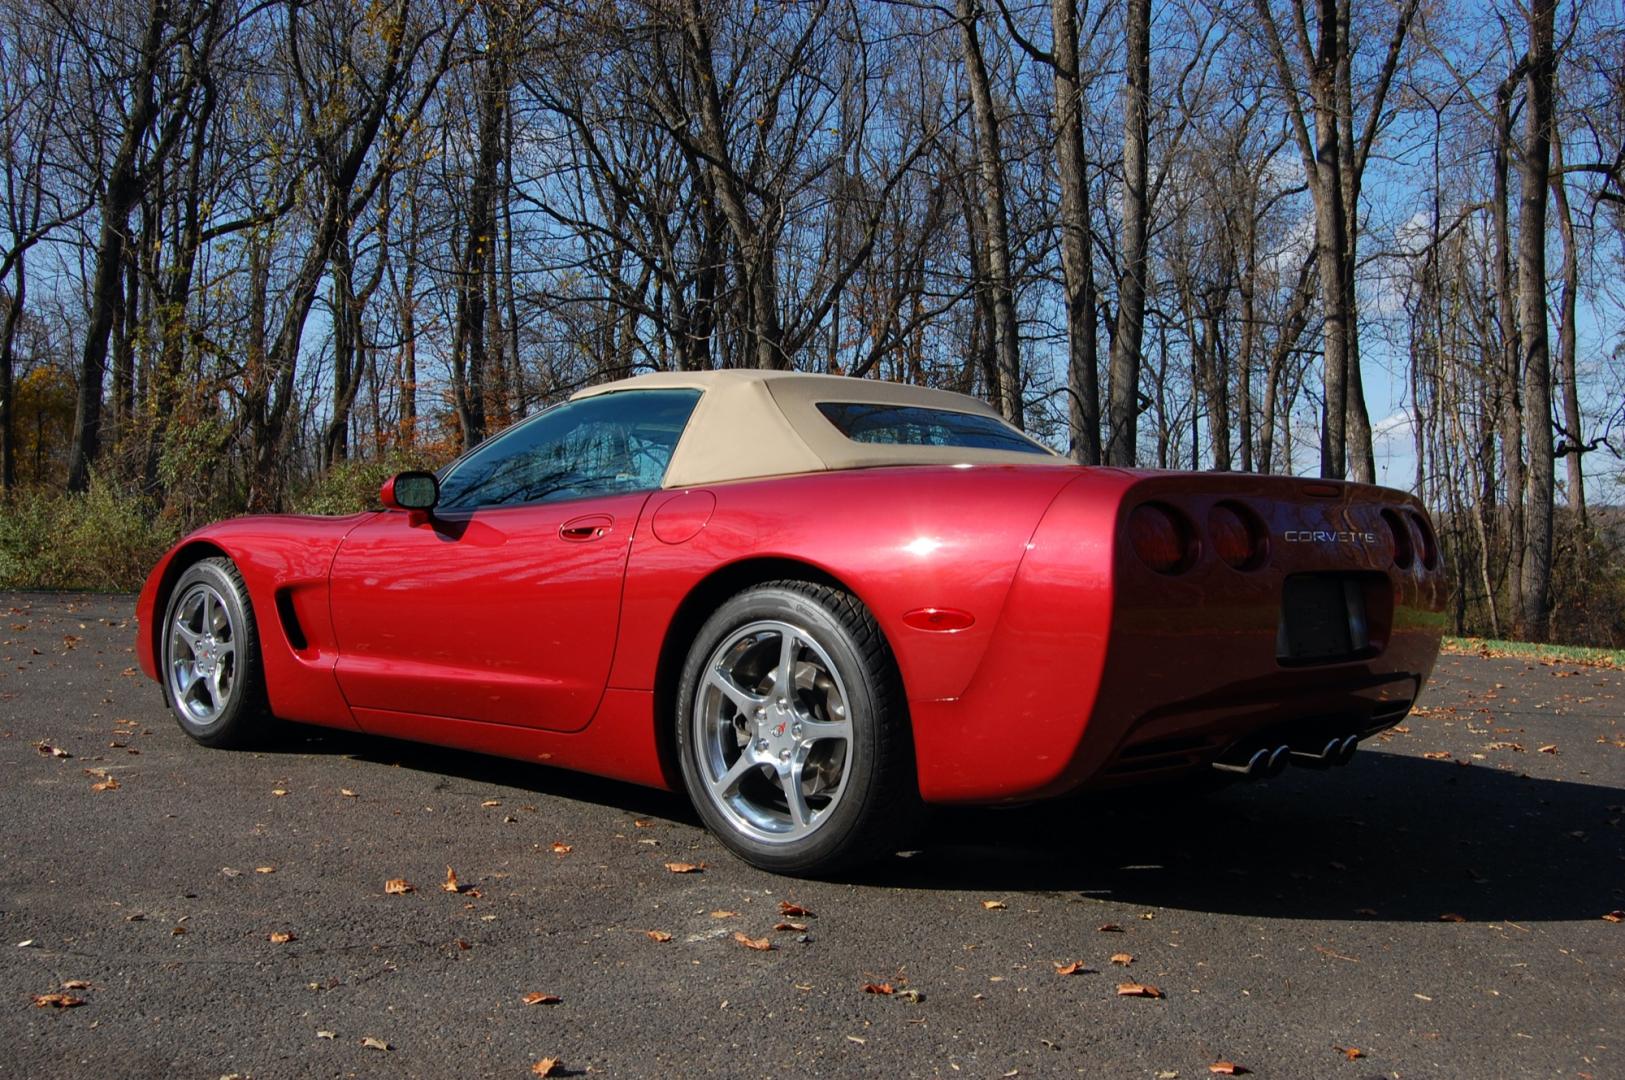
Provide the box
[380,471,439,513]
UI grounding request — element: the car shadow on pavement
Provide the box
[871,749,1625,923]
[269,721,699,824]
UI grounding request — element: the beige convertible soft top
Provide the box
[572,369,1068,488]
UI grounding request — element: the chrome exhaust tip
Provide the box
[1212,746,1272,779]
[1290,737,1344,768]
[1335,734,1359,765]
[1265,744,1292,777]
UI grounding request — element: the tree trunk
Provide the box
[1518,0,1557,641]
[958,0,1023,427]
[1051,0,1098,460]
[1549,123,1586,529]
[1492,71,1525,630]
[0,255,23,492]
[1106,0,1151,464]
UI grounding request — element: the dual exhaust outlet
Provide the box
[1212,734,1359,780]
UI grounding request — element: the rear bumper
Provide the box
[911,471,1447,804]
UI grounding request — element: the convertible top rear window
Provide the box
[815,402,1051,455]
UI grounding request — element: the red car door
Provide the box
[327,388,702,733]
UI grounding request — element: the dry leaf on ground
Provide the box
[531,1059,561,1077]
[1054,962,1085,976]
[1097,923,1124,933]
[442,867,461,893]
[1208,1062,1248,1075]
[710,910,740,918]
[384,878,414,895]
[1116,983,1163,998]
[32,994,86,1008]
[645,929,673,942]
[774,921,807,932]
[1602,910,1624,923]
[733,932,774,951]
[981,900,1007,910]
[90,777,118,792]
[255,866,275,874]
[269,931,296,944]
[861,982,895,995]
[522,992,562,1006]
[60,981,91,991]
[340,789,357,798]
[778,901,814,917]
[361,1036,389,1051]
[1538,744,1558,754]
[1335,1046,1364,1060]
[550,842,573,854]
[1111,953,1134,966]
[664,861,705,873]
[1439,912,1467,923]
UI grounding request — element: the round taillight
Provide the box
[1129,503,1195,574]
[1408,511,1438,570]
[1382,509,1414,569]
[1208,501,1266,571]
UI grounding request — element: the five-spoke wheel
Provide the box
[676,580,921,875]
[160,558,267,747]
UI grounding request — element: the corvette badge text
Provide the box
[1282,529,1378,544]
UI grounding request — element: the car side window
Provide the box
[435,389,702,512]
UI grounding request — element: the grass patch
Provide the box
[1442,636,1623,668]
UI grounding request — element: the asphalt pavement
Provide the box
[1,592,1620,1079]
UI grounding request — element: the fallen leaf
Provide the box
[1054,961,1085,976]
[384,878,414,895]
[254,866,275,874]
[442,867,461,893]
[1438,912,1467,923]
[774,921,807,932]
[1602,911,1624,923]
[633,819,653,828]
[1335,1046,1364,1060]
[664,861,705,873]
[340,789,357,798]
[846,1035,867,1044]
[531,1059,561,1078]
[981,900,1007,910]
[60,981,91,990]
[90,777,119,792]
[31,994,85,1009]
[269,931,296,944]
[1110,952,1134,966]
[897,988,924,1003]
[170,926,186,936]
[733,932,774,951]
[550,842,573,854]
[316,1030,336,1039]
[645,930,673,942]
[710,910,740,918]
[1422,751,1452,760]
[361,1036,389,1051]
[778,901,814,917]
[481,799,501,808]
[1208,1063,1247,1075]
[1097,923,1125,933]
[34,741,71,759]
[272,788,288,797]
[1116,983,1164,998]
[522,992,562,1006]
[861,982,895,995]
[1538,744,1558,754]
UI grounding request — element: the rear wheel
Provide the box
[161,558,269,748]
[676,580,921,875]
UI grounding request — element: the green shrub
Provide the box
[289,451,451,517]
[0,483,183,591]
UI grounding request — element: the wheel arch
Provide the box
[146,540,233,671]
[650,556,908,791]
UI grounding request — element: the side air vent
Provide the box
[274,589,309,651]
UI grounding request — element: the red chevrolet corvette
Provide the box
[137,371,1446,873]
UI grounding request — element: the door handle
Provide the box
[559,514,613,542]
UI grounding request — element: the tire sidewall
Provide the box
[676,585,886,874]
[161,559,260,747]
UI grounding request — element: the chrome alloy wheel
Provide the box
[167,582,238,725]
[692,619,855,844]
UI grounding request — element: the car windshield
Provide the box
[815,402,1053,455]
[436,389,702,511]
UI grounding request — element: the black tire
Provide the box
[159,557,270,748]
[675,580,923,875]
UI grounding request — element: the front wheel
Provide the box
[160,557,269,748]
[675,580,922,875]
